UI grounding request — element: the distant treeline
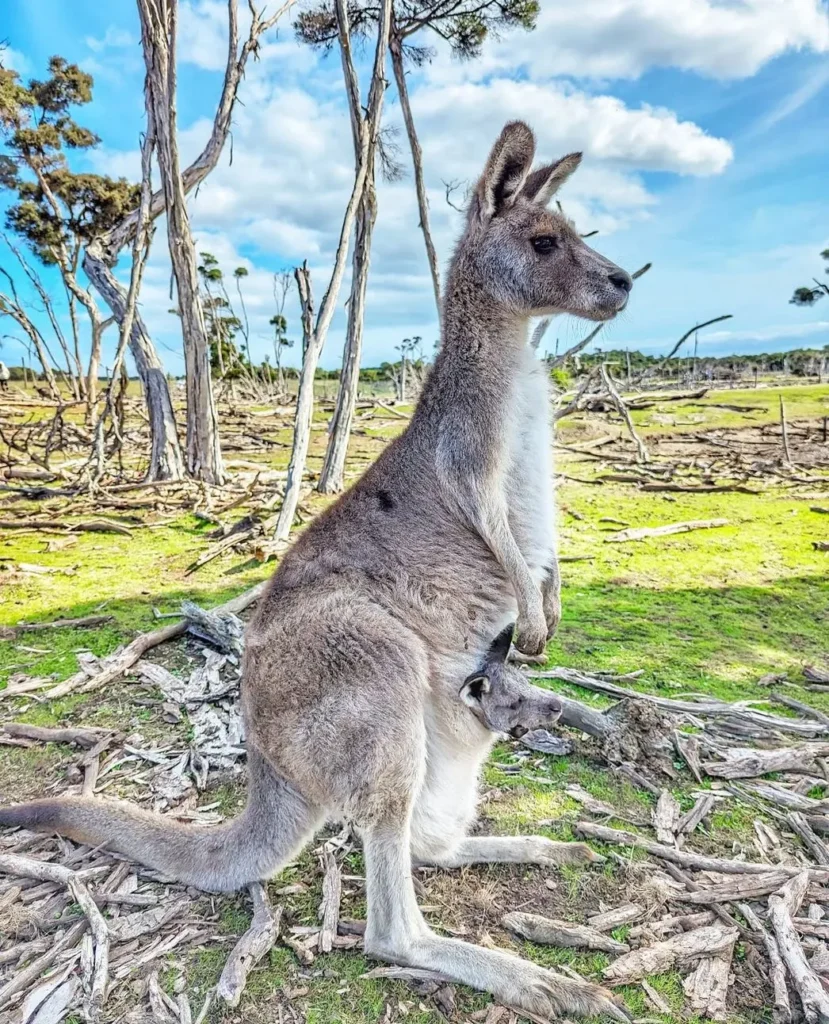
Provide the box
[4,345,827,386]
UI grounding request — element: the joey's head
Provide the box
[460,625,563,738]
[459,121,632,322]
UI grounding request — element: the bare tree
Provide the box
[137,0,224,484]
[82,0,296,479]
[316,0,392,494]
[0,266,61,397]
[297,0,537,321]
[89,85,157,484]
[275,0,393,541]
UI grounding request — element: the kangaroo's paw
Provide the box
[504,962,630,1022]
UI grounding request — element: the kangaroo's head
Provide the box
[459,625,563,738]
[460,121,632,322]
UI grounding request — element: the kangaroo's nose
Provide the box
[609,270,632,294]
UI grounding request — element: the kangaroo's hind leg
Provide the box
[362,800,628,1021]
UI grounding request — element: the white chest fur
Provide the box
[504,346,557,577]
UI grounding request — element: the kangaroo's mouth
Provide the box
[510,725,529,739]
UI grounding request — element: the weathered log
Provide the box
[676,871,798,905]
[217,883,282,1007]
[682,949,734,1021]
[603,924,738,985]
[705,744,829,780]
[653,790,680,844]
[0,614,112,640]
[738,902,792,1024]
[604,519,729,543]
[587,904,645,932]
[502,912,629,954]
[768,873,829,1023]
[575,821,829,879]
[0,723,117,749]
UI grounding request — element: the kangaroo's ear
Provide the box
[486,624,514,665]
[472,121,536,223]
[520,152,582,207]
[460,674,491,707]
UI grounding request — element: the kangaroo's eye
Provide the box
[532,236,558,254]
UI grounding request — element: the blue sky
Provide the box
[2,0,829,375]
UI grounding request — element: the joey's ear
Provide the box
[460,674,491,707]
[520,152,582,207]
[472,121,536,223]
[486,624,514,665]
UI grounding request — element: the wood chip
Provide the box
[652,790,680,844]
[682,952,733,1021]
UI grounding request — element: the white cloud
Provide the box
[701,320,829,345]
[426,0,829,84]
[749,61,829,135]
[412,80,733,177]
[2,47,31,75]
[85,27,136,53]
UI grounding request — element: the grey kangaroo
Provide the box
[1,122,633,1021]
[460,624,563,739]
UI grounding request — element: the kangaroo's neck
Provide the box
[417,265,529,420]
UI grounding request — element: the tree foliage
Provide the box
[0,57,139,266]
[295,0,538,60]
[791,248,829,307]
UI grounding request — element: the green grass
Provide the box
[1,379,826,1024]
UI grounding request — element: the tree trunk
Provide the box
[138,0,224,485]
[82,0,292,478]
[317,151,378,493]
[316,0,390,494]
[274,0,392,541]
[83,244,185,480]
[390,32,440,320]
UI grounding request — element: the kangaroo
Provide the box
[460,624,563,739]
[0,122,633,1021]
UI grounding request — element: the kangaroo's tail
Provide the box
[0,747,318,892]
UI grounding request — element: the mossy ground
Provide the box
[1,380,828,1023]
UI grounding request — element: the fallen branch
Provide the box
[605,519,729,543]
[704,743,829,780]
[603,924,738,985]
[768,873,829,1023]
[737,902,792,1024]
[68,875,110,1014]
[0,723,118,748]
[319,850,342,954]
[575,821,829,879]
[42,580,268,699]
[502,911,629,953]
[0,518,133,535]
[217,883,282,1007]
[0,614,113,640]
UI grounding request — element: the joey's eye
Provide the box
[532,236,558,254]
